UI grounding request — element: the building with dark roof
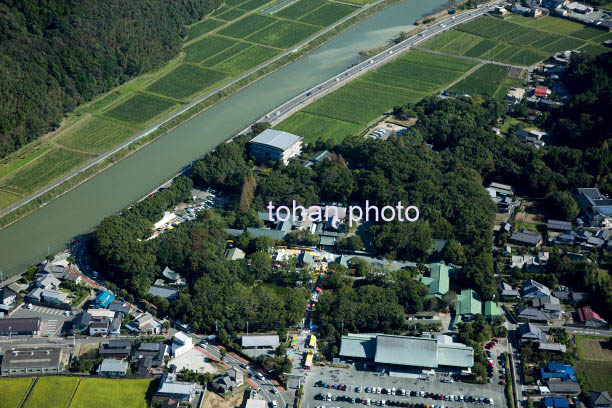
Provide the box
[547,220,572,232]
[523,279,551,298]
[0,318,41,336]
[510,230,543,247]
[1,347,63,376]
[249,129,303,165]
[99,340,132,358]
[590,391,612,408]
[157,372,198,401]
[98,358,128,377]
[72,311,91,333]
[148,285,178,300]
[518,323,548,343]
[517,307,551,323]
[0,287,17,306]
[575,188,612,227]
[546,381,581,395]
[131,342,168,367]
[108,300,131,315]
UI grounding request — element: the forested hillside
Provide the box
[0,0,220,158]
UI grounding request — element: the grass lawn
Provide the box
[247,20,319,48]
[575,360,612,393]
[69,378,156,408]
[218,14,276,39]
[24,377,79,408]
[517,221,539,232]
[215,45,279,74]
[275,112,362,145]
[299,2,356,26]
[56,115,139,154]
[146,64,228,100]
[186,18,225,42]
[104,93,177,125]
[0,378,34,408]
[1,147,92,195]
[276,0,326,20]
[184,35,238,64]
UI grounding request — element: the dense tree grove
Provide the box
[0,0,221,158]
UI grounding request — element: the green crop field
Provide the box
[238,0,273,10]
[463,38,498,58]
[226,0,247,5]
[299,2,355,26]
[218,13,276,39]
[399,49,478,72]
[215,45,279,74]
[506,48,548,66]
[531,16,584,35]
[530,33,563,50]
[580,43,610,56]
[184,35,237,63]
[458,16,519,38]
[495,25,532,43]
[275,112,362,145]
[186,18,225,41]
[438,32,484,55]
[512,29,554,46]
[449,64,509,96]
[24,377,79,408]
[0,190,21,208]
[202,42,251,67]
[146,64,228,100]
[56,115,138,154]
[69,378,156,408]
[362,72,441,93]
[492,44,522,62]
[215,8,247,21]
[577,336,612,362]
[340,0,377,4]
[423,30,460,51]
[304,79,424,125]
[378,61,467,85]
[571,26,608,40]
[248,20,319,48]
[576,360,612,393]
[0,378,33,408]
[540,37,586,53]
[1,147,92,194]
[104,93,176,124]
[276,0,326,20]
[212,5,231,15]
[0,145,51,180]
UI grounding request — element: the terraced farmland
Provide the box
[104,93,177,125]
[276,0,326,19]
[247,20,319,48]
[146,64,228,100]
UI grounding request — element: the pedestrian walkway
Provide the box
[45,319,59,336]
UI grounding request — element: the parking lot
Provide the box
[11,304,74,336]
[302,365,507,408]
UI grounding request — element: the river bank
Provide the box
[0,0,402,231]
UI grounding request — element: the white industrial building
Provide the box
[249,129,303,164]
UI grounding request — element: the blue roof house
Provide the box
[544,397,569,408]
[540,362,577,382]
[94,291,115,308]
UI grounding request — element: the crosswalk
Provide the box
[45,320,59,336]
[29,305,67,316]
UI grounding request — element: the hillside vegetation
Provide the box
[0,0,221,158]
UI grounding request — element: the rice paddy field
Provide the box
[23,377,80,408]
[422,15,610,66]
[0,378,33,408]
[276,50,477,145]
[69,378,155,408]
[574,336,612,393]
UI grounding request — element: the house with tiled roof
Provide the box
[577,306,607,328]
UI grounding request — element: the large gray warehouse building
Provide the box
[249,129,303,165]
[339,333,474,372]
[1,347,64,376]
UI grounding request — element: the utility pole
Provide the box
[246,321,249,334]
